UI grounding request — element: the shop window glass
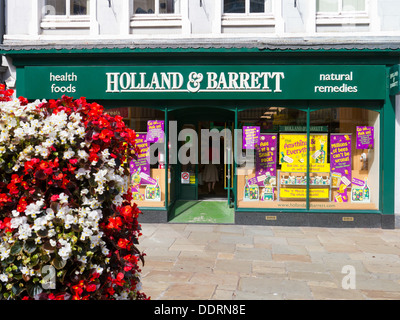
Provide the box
[237,107,307,209]
[309,108,379,211]
[134,0,180,14]
[237,106,380,211]
[108,106,167,208]
[44,0,89,16]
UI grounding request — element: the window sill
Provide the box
[130,15,182,28]
[316,13,370,25]
[41,16,90,29]
[222,14,275,27]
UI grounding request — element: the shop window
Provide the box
[111,106,167,208]
[237,107,307,209]
[237,106,380,211]
[41,0,91,33]
[309,107,379,211]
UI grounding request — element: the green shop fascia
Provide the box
[5,46,399,229]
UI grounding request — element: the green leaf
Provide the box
[27,283,43,298]
[10,241,23,256]
[52,255,67,270]
[11,285,25,297]
[24,240,37,254]
[37,229,48,238]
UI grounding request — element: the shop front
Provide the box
[11,53,397,228]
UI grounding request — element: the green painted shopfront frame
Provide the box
[4,46,398,228]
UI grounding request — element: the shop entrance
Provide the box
[168,108,235,223]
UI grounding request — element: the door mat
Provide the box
[168,200,234,224]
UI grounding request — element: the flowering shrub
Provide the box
[0,88,147,300]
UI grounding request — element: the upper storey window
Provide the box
[317,0,366,14]
[223,0,272,14]
[133,0,180,15]
[41,0,91,35]
[44,0,90,16]
[316,0,369,33]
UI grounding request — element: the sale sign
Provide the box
[330,134,352,202]
[356,126,374,149]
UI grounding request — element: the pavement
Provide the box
[138,216,400,300]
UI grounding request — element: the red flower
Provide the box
[11,174,22,184]
[17,197,28,213]
[106,217,123,231]
[117,238,131,250]
[7,182,19,195]
[86,284,97,292]
[120,206,133,222]
[69,158,78,165]
[0,217,13,232]
[88,152,99,163]
[0,193,11,205]
[18,96,29,106]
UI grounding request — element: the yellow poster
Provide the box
[281,163,330,173]
[310,134,328,164]
[279,134,328,164]
[280,188,329,199]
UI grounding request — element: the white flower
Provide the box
[77,150,89,160]
[58,193,69,205]
[78,255,87,264]
[0,273,8,282]
[20,266,30,276]
[94,169,108,183]
[18,223,32,240]
[58,239,72,260]
[80,227,93,241]
[11,216,27,229]
[0,246,11,261]
[63,148,75,160]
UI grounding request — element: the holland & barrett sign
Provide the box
[22,65,386,100]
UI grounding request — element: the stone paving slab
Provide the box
[138,223,400,300]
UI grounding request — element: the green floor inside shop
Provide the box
[168,200,235,224]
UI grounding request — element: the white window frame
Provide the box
[41,0,93,31]
[221,0,276,32]
[133,0,180,16]
[222,0,272,15]
[316,0,370,26]
[130,0,189,34]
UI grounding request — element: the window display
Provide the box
[237,106,380,211]
[108,106,167,208]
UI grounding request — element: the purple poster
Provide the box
[147,120,165,143]
[243,126,260,149]
[130,133,150,177]
[330,134,352,202]
[356,126,374,149]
